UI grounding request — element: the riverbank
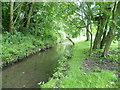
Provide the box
[41,41,119,88]
[3,43,72,88]
[1,32,64,68]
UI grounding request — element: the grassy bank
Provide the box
[41,41,118,88]
[1,31,62,67]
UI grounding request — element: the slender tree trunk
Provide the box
[23,2,29,27]
[26,3,34,28]
[9,0,14,32]
[87,24,93,56]
[90,27,93,56]
[13,3,23,27]
[86,28,90,41]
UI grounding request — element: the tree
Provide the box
[92,2,112,49]
[26,2,34,28]
[77,2,93,55]
[102,2,118,57]
[9,0,14,32]
[100,19,109,49]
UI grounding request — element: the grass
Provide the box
[41,41,118,88]
[1,31,61,67]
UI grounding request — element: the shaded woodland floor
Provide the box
[83,49,119,76]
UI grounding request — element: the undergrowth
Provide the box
[1,31,61,67]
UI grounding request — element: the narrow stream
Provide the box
[2,43,72,88]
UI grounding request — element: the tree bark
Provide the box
[87,24,93,56]
[93,13,107,50]
[102,2,117,57]
[100,19,109,49]
[9,0,14,32]
[102,27,114,57]
[13,3,23,26]
[100,30,107,49]
[86,27,90,41]
[23,2,29,27]
[93,19,103,49]
[26,3,34,28]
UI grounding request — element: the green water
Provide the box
[2,43,72,88]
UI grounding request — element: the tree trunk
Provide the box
[26,3,34,28]
[23,2,29,27]
[102,27,114,57]
[100,19,109,49]
[100,30,107,49]
[86,28,90,41]
[93,14,107,49]
[9,0,14,32]
[87,24,93,56]
[102,2,117,57]
[89,27,93,56]
[93,20,103,49]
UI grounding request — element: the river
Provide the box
[2,42,72,88]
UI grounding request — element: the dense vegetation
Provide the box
[1,1,119,88]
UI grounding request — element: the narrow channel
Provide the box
[2,43,72,88]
